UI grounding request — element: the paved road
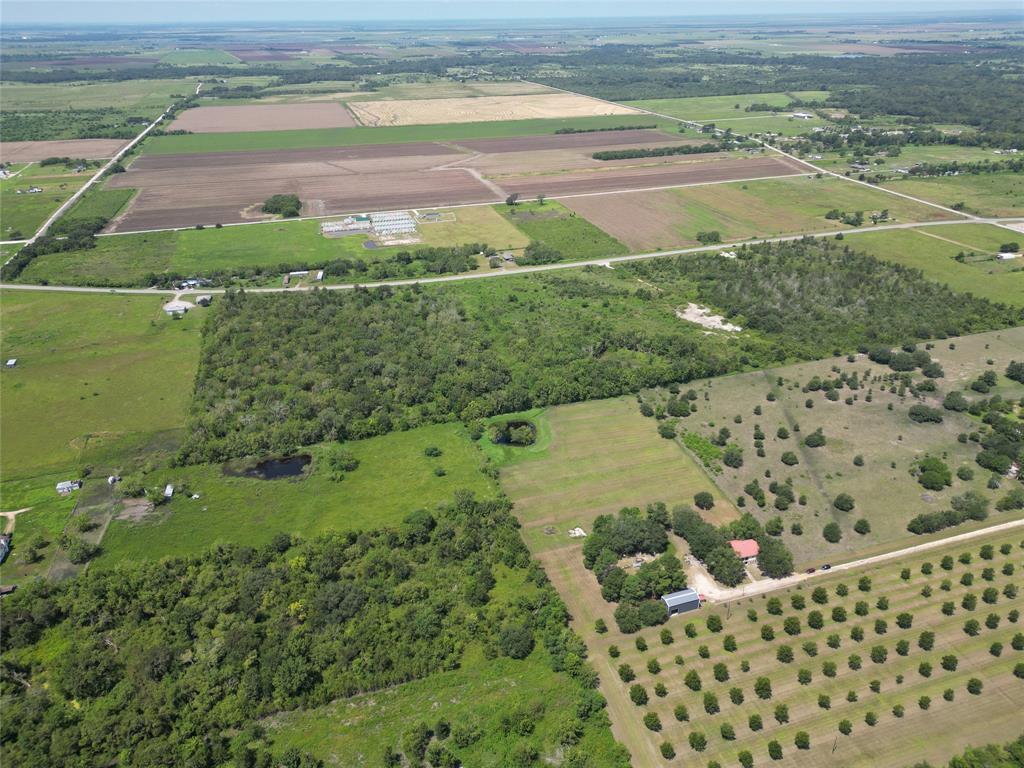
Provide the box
[688,516,1024,604]
[1,215,1019,297]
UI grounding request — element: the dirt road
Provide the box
[689,516,1024,604]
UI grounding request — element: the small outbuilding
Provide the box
[163,484,174,499]
[0,533,11,564]
[5,359,16,368]
[662,588,703,616]
[195,294,212,307]
[56,479,82,495]
[729,539,760,562]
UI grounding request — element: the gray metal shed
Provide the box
[662,588,702,616]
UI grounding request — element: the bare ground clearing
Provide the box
[170,103,358,132]
[0,139,128,162]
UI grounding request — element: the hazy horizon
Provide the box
[2,1,1021,26]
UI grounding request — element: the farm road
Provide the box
[2,215,1018,296]
[688,516,1024,604]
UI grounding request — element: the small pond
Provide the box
[224,454,312,480]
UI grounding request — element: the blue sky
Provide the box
[3,1,1021,25]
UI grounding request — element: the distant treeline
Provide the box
[592,142,722,160]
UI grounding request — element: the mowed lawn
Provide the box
[595,529,1024,768]
[563,176,954,252]
[627,92,830,122]
[0,291,203,480]
[96,422,497,565]
[498,397,739,556]
[642,327,1024,568]
[882,171,1024,217]
[847,225,1024,306]
[141,115,674,155]
[19,205,529,286]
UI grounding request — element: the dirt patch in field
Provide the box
[456,129,682,153]
[562,188,688,250]
[1,138,127,162]
[115,498,156,522]
[170,103,357,133]
[348,93,640,127]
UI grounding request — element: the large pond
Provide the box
[224,454,312,480]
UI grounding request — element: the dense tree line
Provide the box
[591,143,722,161]
[178,240,1017,463]
[629,240,1021,355]
[1,493,613,767]
[0,217,109,281]
[909,733,1024,768]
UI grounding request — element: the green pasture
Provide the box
[95,422,496,565]
[0,170,88,237]
[882,172,1024,218]
[141,115,676,155]
[63,188,135,223]
[0,79,195,112]
[498,397,739,555]
[0,290,203,480]
[158,49,242,65]
[499,200,628,261]
[627,92,829,122]
[813,145,1001,172]
[846,226,1024,306]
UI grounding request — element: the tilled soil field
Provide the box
[1,138,128,162]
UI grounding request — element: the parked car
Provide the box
[821,564,832,571]
[805,567,816,574]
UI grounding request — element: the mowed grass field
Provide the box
[498,397,739,556]
[594,529,1024,768]
[499,200,629,261]
[18,205,531,286]
[141,115,674,154]
[847,224,1024,306]
[882,171,1024,217]
[0,291,203,479]
[626,92,830,122]
[642,327,1024,568]
[0,167,89,237]
[563,175,955,252]
[95,422,496,566]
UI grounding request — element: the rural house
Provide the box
[729,539,760,563]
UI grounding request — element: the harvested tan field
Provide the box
[563,188,691,250]
[499,155,810,198]
[0,138,127,162]
[348,93,639,126]
[170,103,357,133]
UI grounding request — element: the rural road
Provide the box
[2,215,1020,297]
[530,79,993,226]
[688,516,1024,604]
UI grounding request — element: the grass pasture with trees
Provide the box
[499,199,629,263]
[597,528,1024,767]
[640,327,1024,568]
[882,171,1024,218]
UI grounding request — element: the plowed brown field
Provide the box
[169,103,357,133]
[1,138,128,162]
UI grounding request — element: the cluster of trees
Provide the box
[904,157,1023,178]
[721,512,795,579]
[262,194,302,218]
[907,491,989,534]
[591,143,722,161]
[670,505,747,586]
[582,505,683,632]
[177,239,1017,463]
[629,240,1019,359]
[2,492,612,767]
[867,343,945,378]
[0,216,109,280]
[0,107,145,141]
[911,735,1024,768]
[516,240,564,266]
